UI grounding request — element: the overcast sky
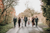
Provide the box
[14,0,42,15]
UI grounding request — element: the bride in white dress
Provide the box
[21,17,24,27]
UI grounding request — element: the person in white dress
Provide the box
[28,19,30,26]
[21,17,24,27]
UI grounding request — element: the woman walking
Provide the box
[18,17,21,27]
[28,19,30,25]
[32,17,35,27]
[21,17,24,27]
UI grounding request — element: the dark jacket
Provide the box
[24,17,28,22]
[32,18,34,22]
[35,18,38,22]
[13,18,17,22]
[18,18,21,23]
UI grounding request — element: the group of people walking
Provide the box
[32,16,38,27]
[13,16,38,28]
[18,16,28,27]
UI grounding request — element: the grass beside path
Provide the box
[0,23,13,33]
[43,28,50,31]
[38,23,50,33]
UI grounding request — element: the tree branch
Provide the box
[1,1,14,15]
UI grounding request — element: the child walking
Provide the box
[28,19,30,25]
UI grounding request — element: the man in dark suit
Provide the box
[35,16,38,27]
[24,16,28,27]
[13,16,17,28]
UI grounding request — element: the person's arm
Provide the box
[37,18,38,20]
[26,17,28,21]
[37,18,38,22]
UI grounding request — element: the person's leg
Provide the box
[18,23,20,27]
[14,23,15,27]
[25,23,26,24]
[19,22,20,27]
[22,22,23,27]
[25,21,26,27]
[26,22,27,27]
[32,23,33,27]
[19,23,20,27]
[14,22,15,27]
[15,22,16,27]
[22,22,23,28]
[36,22,37,27]
[25,22,26,26]
[37,22,38,25]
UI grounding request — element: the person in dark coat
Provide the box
[35,16,38,27]
[32,17,35,27]
[13,17,17,28]
[24,16,28,27]
[18,17,21,27]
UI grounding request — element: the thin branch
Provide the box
[1,1,14,15]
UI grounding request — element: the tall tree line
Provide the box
[41,0,50,27]
[0,0,18,25]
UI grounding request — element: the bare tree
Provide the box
[1,0,18,15]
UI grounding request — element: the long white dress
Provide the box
[21,18,24,27]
